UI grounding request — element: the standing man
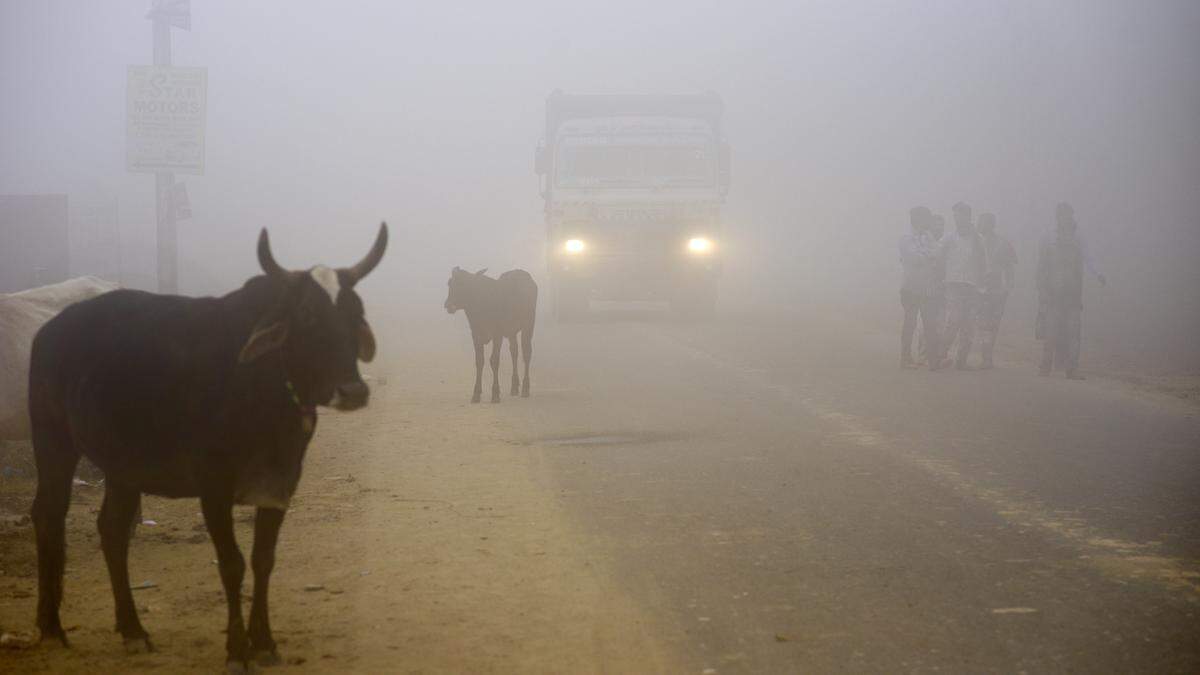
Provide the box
[899,206,941,370]
[917,213,948,366]
[977,212,1017,369]
[941,202,986,369]
[1036,202,1106,379]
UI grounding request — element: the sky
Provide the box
[2,0,1198,370]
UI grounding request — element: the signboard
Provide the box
[126,65,207,174]
[147,0,191,30]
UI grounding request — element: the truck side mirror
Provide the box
[718,141,731,194]
[534,142,548,176]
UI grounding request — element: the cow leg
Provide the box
[490,338,502,403]
[472,339,484,403]
[98,484,152,652]
[31,423,79,647]
[201,495,250,670]
[509,334,520,396]
[521,327,533,398]
[248,507,285,665]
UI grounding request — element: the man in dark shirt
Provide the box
[977,213,1016,369]
[1036,202,1106,379]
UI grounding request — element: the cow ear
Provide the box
[358,319,377,363]
[475,268,488,276]
[238,321,289,364]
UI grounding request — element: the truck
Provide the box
[535,92,730,319]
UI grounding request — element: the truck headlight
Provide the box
[564,239,586,254]
[687,237,715,255]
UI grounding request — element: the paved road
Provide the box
[498,307,1200,673]
[3,305,1197,673]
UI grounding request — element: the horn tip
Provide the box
[376,221,389,248]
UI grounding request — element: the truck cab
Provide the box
[536,92,730,319]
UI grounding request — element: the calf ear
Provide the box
[358,320,377,363]
[238,321,290,364]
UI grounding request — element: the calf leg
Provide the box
[31,423,79,646]
[521,328,533,397]
[98,484,152,652]
[472,340,484,403]
[248,507,285,665]
[201,494,250,669]
[509,334,520,396]
[490,338,502,403]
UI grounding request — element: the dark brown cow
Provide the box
[28,223,387,672]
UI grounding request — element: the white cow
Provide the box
[1,276,119,440]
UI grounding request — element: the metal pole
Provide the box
[115,197,123,286]
[153,16,177,294]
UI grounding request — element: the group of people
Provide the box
[899,201,1104,379]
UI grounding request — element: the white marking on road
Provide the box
[310,265,340,303]
[991,607,1039,614]
[656,331,1200,597]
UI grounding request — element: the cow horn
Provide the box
[257,228,289,278]
[343,222,389,286]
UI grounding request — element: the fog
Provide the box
[6,3,1200,670]
[3,0,1199,371]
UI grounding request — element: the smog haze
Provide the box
[3,1,1197,368]
[3,3,1200,672]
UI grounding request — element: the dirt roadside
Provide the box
[720,304,1200,415]
[0,339,679,674]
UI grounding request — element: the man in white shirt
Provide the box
[917,213,948,366]
[939,202,986,369]
[899,206,941,369]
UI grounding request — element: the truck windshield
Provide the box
[556,145,713,188]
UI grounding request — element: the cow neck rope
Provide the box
[284,379,317,433]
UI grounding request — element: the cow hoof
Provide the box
[491,394,501,403]
[226,659,259,675]
[253,649,282,667]
[123,636,153,654]
[39,631,70,649]
[511,388,520,396]
[521,390,530,398]
[471,394,481,403]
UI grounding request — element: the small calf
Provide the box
[444,268,537,402]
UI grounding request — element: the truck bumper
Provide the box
[551,255,720,301]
